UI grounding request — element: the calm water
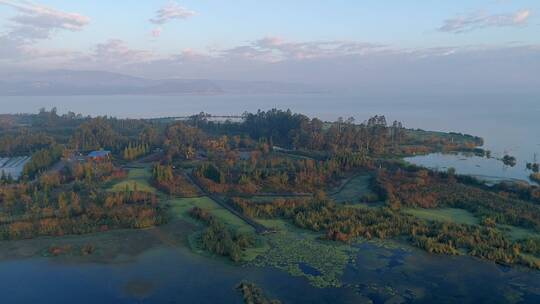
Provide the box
[405,153,535,183]
[1,240,540,304]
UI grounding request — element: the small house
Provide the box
[88,150,111,161]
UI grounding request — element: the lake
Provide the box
[1,230,540,304]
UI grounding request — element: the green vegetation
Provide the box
[403,208,479,225]
[233,196,540,269]
[122,142,150,161]
[3,108,540,286]
[189,207,255,262]
[170,196,268,262]
[236,281,281,304]
[151,164,200,196]
[530,173,540,184]
[241,195,309,203]
[252,219,357,288]
[330,174,377,203]
[526,162,540,173]
[194,151,370,195]
[498,224,540,241]
[377,168,540,230]
[403,129,483,154]
[109,168,156,193]
[22,144,63,179]
[169,197,253,234]
[502,155,517,167]
[0,188,165,240]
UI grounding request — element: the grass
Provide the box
[497,224,540,241]
[403,208,479,225]
[168,197,254,234]
[342,202,384,209]
[257,218,309,234]
[176,160,201,169]
[331,174,376,204]
[108,168,156,193]
[169,196,268,262]
[272,151,313,160]
[403,207,540,241]
[243,196,308,203]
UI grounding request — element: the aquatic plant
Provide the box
[252,220,358,288]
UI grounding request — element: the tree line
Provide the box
[189,207,254,262]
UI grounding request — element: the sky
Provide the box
[0,0,539,91]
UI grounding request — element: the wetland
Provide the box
[0,107,539,303]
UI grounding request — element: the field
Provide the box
[242,195,310,203]
[272,151,314,160]
[330,174,376,204]
[169,196,267,262]
[108,168,156,193]
[403,208,540,241]
[497,224,540,241]
[169,197,254,234]
[403,208,479,225]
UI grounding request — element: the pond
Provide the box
[1,227,539,303]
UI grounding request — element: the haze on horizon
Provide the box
[1,0,539,94]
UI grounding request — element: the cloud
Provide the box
[90,39,156,66]
[151,27,162,38]
[219,36,386,62]
[0,33,81,66]
[439,9,531,33]
[2,34,539,96]
[0,0,89,40]
[0,0,89,62]
[149,2,196,24]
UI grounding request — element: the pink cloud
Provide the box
[149,2,196,24]
[151,27,162,38]
[439,9,532,33]
[0,0,89,39]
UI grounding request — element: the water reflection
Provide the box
[406,152,534,184]
[1,235,539,303]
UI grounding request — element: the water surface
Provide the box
[1,238,539,304]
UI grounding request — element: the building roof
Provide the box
[88,150,111,158]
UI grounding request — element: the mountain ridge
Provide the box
[0,70,323,96]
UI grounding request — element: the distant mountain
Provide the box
[0,70,321,96]
[215,80,323,94]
